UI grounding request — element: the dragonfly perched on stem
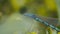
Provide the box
[24,13,60,32]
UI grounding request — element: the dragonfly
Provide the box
[24,13,60,32]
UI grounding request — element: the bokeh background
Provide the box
[0,0,60,34]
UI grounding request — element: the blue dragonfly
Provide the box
[24,13,60,32]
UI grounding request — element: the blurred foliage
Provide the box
[0,0,60,34]
[0,0,58,18]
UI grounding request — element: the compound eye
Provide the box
[19,6,27,14]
